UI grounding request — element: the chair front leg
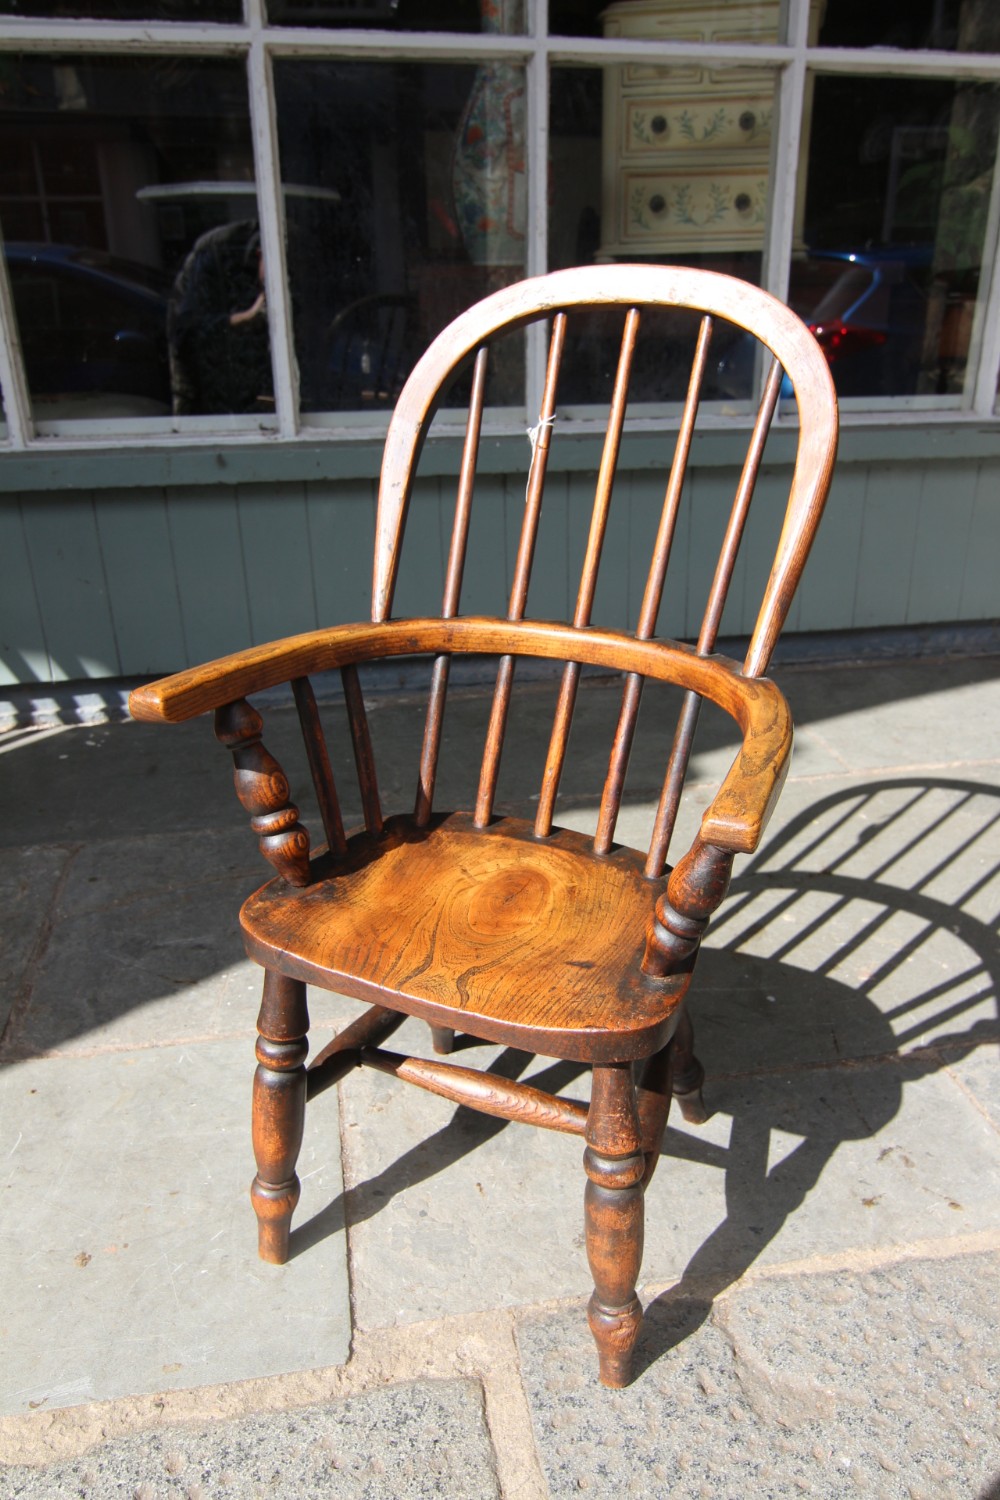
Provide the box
[584,1061,645,1388]
[251,969,309,1264]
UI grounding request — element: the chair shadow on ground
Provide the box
[294,774,1000,1378]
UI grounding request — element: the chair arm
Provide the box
[129,615,791,857]
[697,674,792,856]
[128,621,424,723]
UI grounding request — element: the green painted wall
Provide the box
[2,451,998,686]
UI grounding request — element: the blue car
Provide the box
[4,242,171,415]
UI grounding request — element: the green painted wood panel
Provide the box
[94,490,186,678]
[2,451,997,689]
[795,465,867,633]
[460,472,511,619]
[391,476,446,620]
[238,482,319,646]
[736,470,788,643]
[165,486,252,666]
[525,470,571,623]
[686,466,745,641]
[959,459,1000,619]
[20,493,120,681]
[307,479,376,627]
[906,462,979,625]
[0,501,48,685]
[627,470,690,640]
[853,464,921,629]
[593,467,632,634]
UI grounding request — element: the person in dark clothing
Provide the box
[167,220,273,416]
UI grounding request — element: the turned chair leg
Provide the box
[584,1061,646,1388]
[251,970,309,1264]
[671,1005,707,1125]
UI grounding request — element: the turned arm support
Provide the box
[214,699,312,886]
[642,836,735,978]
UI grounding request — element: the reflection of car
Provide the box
[787,247,933,397]
[4,243,171,415]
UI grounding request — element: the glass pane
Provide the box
[818,0,1000,53]
[550,63,779,403]
[0,55,263,423]
[0,0,240,20]
[266,0,521,34]
[552,0,787,45]
[797,75,1000,397]
[275,59,527,414]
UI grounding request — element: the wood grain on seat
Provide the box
[241,812,687,1062]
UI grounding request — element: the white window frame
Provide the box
[2,0,1000,452]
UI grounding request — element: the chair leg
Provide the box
[251,970,309,1264]
[671,1005,707,1125]
[636,1037,675,1190]
[429,1025,456,1055]
[584,1061,645,1388]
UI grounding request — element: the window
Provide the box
[1,0,999,447]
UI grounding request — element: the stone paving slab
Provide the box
[516,1251,1000,1499]
[339,1014,1000,1332]
[779,658,1000,775]
[1,1378,500,1499]
[3,828,264,1057]
[0,845,72,1036]
[0,1041,349,1415]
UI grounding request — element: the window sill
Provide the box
[3,410,1000,494]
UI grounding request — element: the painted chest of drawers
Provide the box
[599,0,820,258]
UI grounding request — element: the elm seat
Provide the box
[241,811,681,1060]
[130,264,838,1388]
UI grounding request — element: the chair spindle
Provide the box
[341,663,383,835]
[535,308,640,838]
[645,354,784,877]
[475,313,567,827]
[292,676,348,856]
[415,346,489,826]
[593,315,714,855]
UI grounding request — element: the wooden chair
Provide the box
[130,265,838,1387]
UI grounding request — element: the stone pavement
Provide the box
[1,652,999,1498]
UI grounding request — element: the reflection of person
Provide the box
[167,220,273,415]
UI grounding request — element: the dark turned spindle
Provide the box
[215,698,311,885]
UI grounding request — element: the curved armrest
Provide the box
[129,615,791,856]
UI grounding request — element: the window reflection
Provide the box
[551,0,784,44]
[818,0,1000,53]
[274,59,527,413]
[0,0,240,21]
[0,55,261,421]
[265,0,520,34]
[550,64,779,405]
[799,76,1000,396]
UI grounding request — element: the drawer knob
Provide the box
[735,193,752,214]
[739,110,756,132]
[648,194,666,215]
[651,114,668,135]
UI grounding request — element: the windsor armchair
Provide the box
[130,265,838,1387]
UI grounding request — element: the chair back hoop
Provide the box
[372,263,839,681]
